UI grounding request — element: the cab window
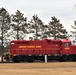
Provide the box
[65,43,70,47]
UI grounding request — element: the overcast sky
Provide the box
[0,0,76,33]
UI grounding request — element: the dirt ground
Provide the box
[0,62,76,75]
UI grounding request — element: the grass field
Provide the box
[0,62,76,75]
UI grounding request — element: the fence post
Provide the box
[44,55,47,63]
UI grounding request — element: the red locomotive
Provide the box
[4,39,76,62]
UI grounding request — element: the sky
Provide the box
[0,0,76,34]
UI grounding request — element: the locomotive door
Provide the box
[61,42,71,54]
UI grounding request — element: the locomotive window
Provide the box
[65,43,70,47]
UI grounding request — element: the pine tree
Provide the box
[29,15,44,40]
[0,8,10,34]
[48,16,68,40]
[11,10,28,40]
[0,7,11,54]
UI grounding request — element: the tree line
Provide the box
[0,7,75,54]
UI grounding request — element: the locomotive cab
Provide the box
[60,39,71,54]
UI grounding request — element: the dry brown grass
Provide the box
[0,62,76,75]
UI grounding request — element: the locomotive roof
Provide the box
[60,39,71,43]
[11,39,71,43]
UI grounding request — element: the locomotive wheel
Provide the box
[27,56,34,62]
[59,57,63,62]
[59,55,67,62]
[13,56,20,63]
[67,56,74,61]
